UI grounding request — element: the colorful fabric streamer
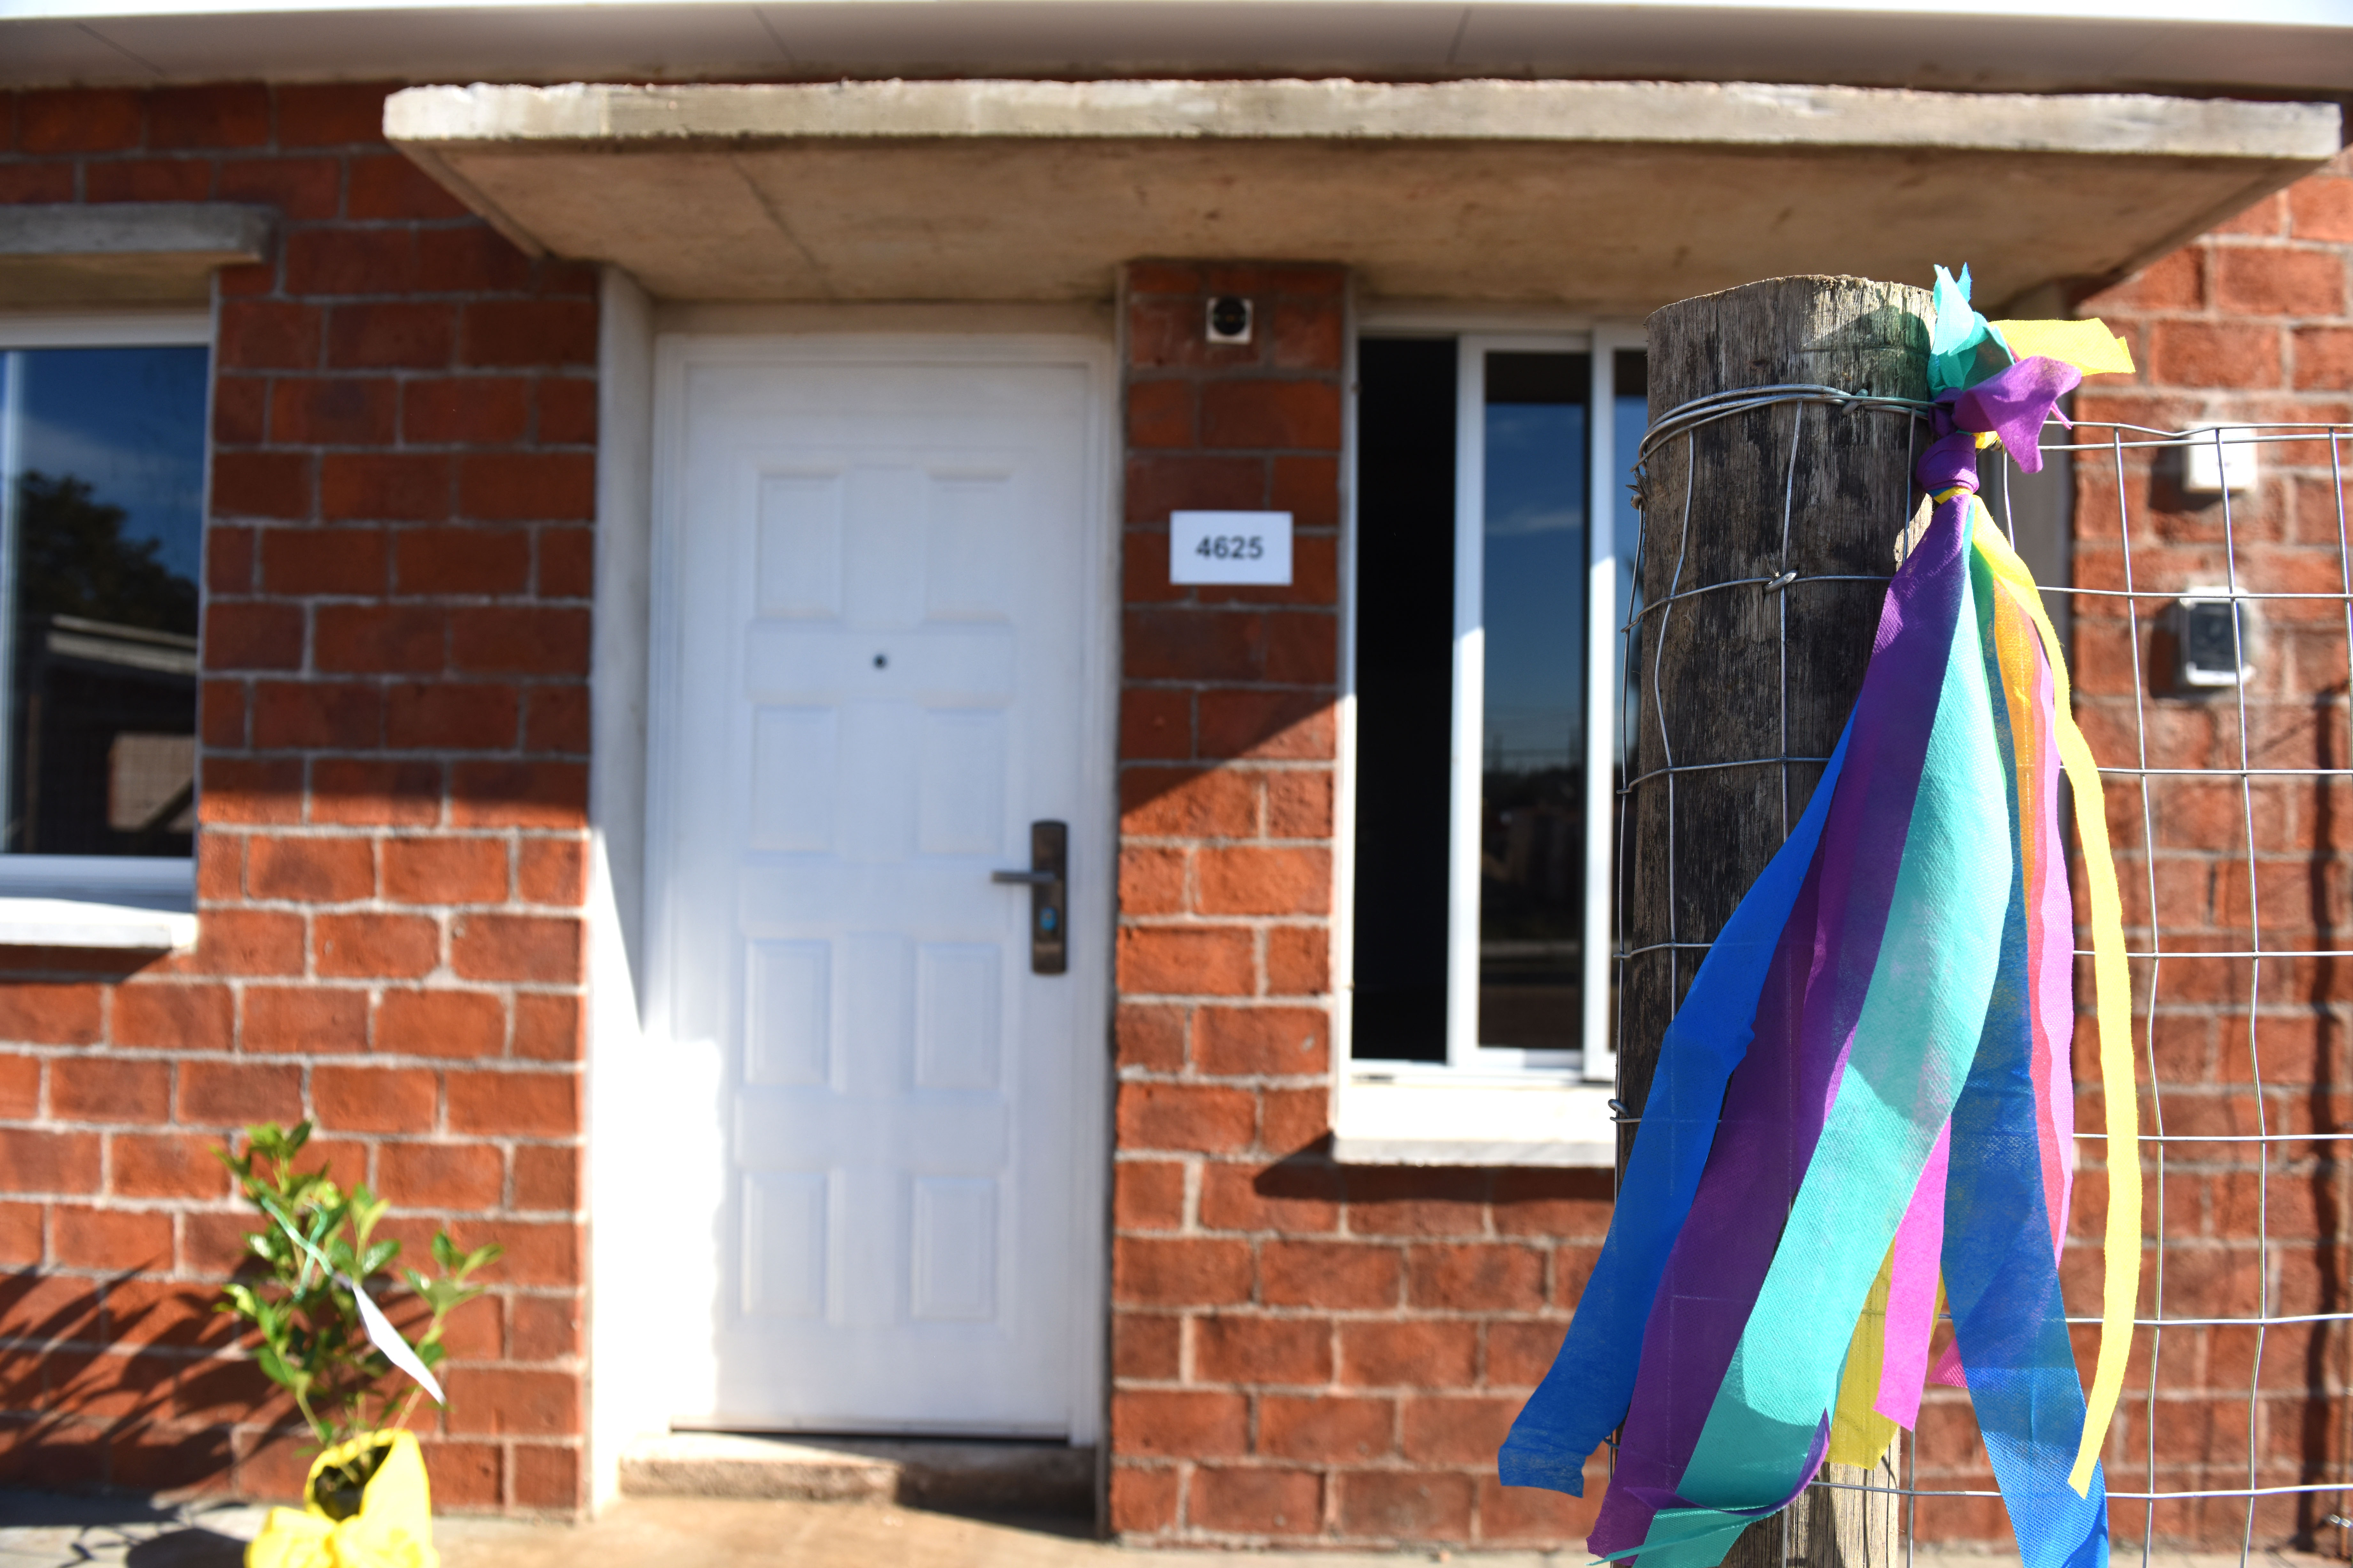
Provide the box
[1498,266,2139,1568]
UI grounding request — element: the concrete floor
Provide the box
[0,1492,1562,1566]
[0,1492,2340,1568]
[443,1498,1563,1565]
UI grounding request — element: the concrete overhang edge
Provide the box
[385,77,2344,161]
[379,78,2344,307]
[0,202,277,306]
[0,203,275,262]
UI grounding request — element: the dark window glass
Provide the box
[1350,339,1455,1062]
[0,346,207,857]
[1478,353,1588,1052]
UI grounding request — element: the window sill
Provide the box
[1332,1073,1616,1167]
[0,858,195,951]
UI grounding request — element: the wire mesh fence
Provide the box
[1618,402,2353,1565]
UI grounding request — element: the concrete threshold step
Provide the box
[619,1432,1094,1515]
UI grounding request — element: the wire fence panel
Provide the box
[1620,411,2353,1564]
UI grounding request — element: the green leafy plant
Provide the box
[216,1121,502,1511]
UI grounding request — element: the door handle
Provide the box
[993,821,1067,975]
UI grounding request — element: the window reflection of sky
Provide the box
[1614,388,1646,763]
[4,348,208,585]
[1483,401,1586,768]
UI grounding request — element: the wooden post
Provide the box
[1624,276,1933,1568]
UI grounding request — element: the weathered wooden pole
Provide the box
[1625,276,1933,1568]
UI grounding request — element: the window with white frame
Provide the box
[1346,331,1647,1086]
[0,315,209,921]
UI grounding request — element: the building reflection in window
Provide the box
[1478,352,1589,1052]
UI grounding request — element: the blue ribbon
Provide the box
[1497,721,1853,1493]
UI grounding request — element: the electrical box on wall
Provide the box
[2173,589,2254,690]
[2182,428,2260,495]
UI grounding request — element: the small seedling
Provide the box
[216,1121,501,1517]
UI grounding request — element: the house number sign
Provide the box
[1169,510,1293,586]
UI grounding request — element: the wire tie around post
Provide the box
[1763,569,1799,594]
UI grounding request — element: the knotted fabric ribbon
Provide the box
[1499,278,2138,1568]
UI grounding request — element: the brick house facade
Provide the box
[1107,261,1613,1545]
[0,71,2344,1558]
[0,82,594,1512]
[1106,157,2353,1549]
[1979,148,2353,1551]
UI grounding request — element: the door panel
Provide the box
[658,348,1098,1435]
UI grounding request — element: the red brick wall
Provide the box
[1905,152,2353,1551]
[0,84,591,1511]
[1108,261,1612,1549]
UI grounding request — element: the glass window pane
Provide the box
[1350,338,1458,1063]
[0,345,207,857]
[1613,348,1649,758]
[1478,351,1588,1052]
[1609,350,1650,1070]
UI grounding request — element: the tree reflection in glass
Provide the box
[0,345,207,856]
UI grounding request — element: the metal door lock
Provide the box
[991,820,1067,974]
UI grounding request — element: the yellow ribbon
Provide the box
[1988,319,2136,378]
[1970,506,2138,1495]
[1827,1242,1900,1468]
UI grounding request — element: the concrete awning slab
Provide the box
[386,78,2342,312]
[0,202,274,305]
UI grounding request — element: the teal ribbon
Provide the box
[1624,553,2011,1568]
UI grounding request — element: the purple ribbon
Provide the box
[1917,429,1982,498]
[1920,357,2081,489]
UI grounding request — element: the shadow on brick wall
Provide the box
[0,1265,307,1497]
[2294,684,2348,1549]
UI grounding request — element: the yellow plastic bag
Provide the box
[246,1430,439,1568]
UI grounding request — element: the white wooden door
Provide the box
[653,341,1107,1435]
